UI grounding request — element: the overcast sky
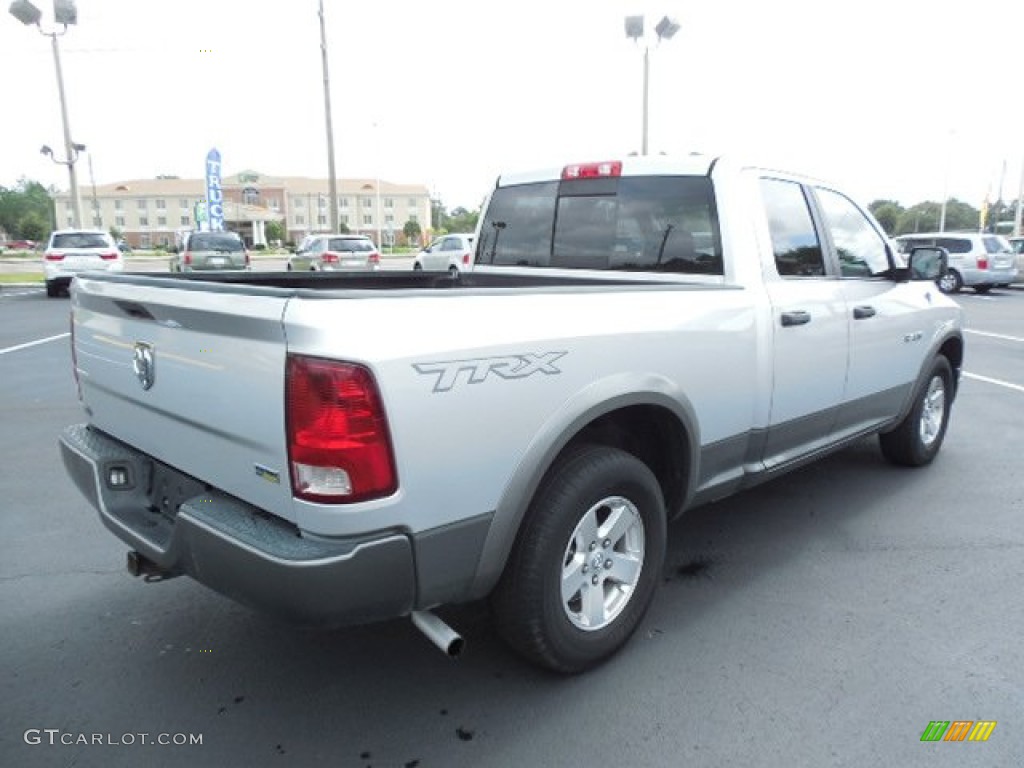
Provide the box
[2,0,1022,212]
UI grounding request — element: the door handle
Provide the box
[780,310,811,327]
[853,305,876,319]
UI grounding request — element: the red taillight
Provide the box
[99,251,118,261]
[977,257,988,269]
[286,355,397,503]
[45,252,65,261]
[184,251,192,265]
[368,251,380,265]
[462,252,471,265]
[322,251,339,263]
[562,161,622,180]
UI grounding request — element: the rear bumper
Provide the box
[961,266,1018,286]
[59,424,416,626]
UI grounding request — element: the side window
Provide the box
[936,238,971,255]
[442,237,460,251]
[815,187,891,277]
[760,178,825,277]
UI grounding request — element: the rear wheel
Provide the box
[879,356,953,467]
[412,262,422,271]
[448,265,459,278]
[45,281,59,298]
[937,269,962,294]
[491,445,666,673]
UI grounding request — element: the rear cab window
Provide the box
[52,233,112,249]
[189,233,243,252]
[476,175,723,274]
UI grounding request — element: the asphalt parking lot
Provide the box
[1,278,1021,767]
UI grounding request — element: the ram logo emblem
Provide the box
[414,351,566,393]
[132,342,156,390]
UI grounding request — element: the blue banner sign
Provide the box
[205,148,224,231]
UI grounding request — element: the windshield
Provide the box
[52,233,111,249]
[188,234,244,252]
[476,176,723,274]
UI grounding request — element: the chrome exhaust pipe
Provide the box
[410,610,464,658]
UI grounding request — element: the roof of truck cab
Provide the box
[495,153,720,188]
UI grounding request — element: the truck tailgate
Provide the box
[71,276,297,523]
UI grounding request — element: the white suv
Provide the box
[894,232,1017,294]
[43,229,124,297]
[413,233,476,274]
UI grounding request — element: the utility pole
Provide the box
[318,0,339,232]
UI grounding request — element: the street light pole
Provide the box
[625,14,679,156]
[10,0,84,227]
[318,0,339,232]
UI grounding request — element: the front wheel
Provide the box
[879,356,953,467]
[491,445,666,673]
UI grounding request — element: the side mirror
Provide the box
[907,246,947,281]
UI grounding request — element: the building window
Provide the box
[137,199,148,211]
[179,198,189,210]
[66,215,73,226]
[181,216,190,226]
[243,188,259,205]
[385,214,394,224]
[384,198,394,209]
[408,198,417,207]
[91,199,100,211]
[295,214,305,225]
[92,216,102,227]
[157,216,167,227]
[318,215,327,226]
[268,198,279,211]
[140,234,151,248]
[339,198,349,209]
[115,216,126,227]
[156,199,166,210]
[363,214,372,225]
[409,213,418,222]
[139,216,149,227]
[341,214,349,224]
[362,197,372,209]
[65,201,73,211]
[114,200,123,211]
[293,196,305,208]
[317,196,327,209]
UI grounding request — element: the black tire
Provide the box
[491,445,666,674]
[973,285,991,294]
[937,269,962,294]
[448,265,459,277]
[412,262,422,271]
[879,356,953,467]
[45,281,59,298]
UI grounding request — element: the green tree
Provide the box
[19,212,47,242]
[446,206,479,234]
[265,220,284,243]
[403,218,422,246]
[109,225,123,241]
[0,178,54,240]
[868,199,903,236]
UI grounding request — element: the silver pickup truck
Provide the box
[60,155,963,673]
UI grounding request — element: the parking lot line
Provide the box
[965,329,1024,343]
[0,332,70,356]
[963,372,1024,394]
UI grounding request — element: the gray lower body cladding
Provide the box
[59,424,452,626]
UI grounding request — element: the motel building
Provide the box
[52,171,433,250]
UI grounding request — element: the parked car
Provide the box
[286,234,380,271]
[169,231,249,272]
[4,239,36,251]
[413,233,476,274]
[42,229,123,297]
[894,232,1017,293]
[1010,237,1024,283]
[117,240,133,254]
